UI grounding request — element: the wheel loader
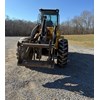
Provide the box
[16,9,68,67]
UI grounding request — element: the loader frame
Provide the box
[18,40,56,66]
[17,9,68,67]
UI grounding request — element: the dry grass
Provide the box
[62,34,94,48]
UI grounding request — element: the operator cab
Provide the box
[39,9,59,27]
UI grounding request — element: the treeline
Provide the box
[5,10,94,36]
[5,16,36,36]
[60,11,94,34]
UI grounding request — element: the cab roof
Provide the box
[39,9,59,15]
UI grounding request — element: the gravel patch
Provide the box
[5,37,94,100]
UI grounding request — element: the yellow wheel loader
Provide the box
[16,9,68,67]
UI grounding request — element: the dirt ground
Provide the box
[5,37,94,100]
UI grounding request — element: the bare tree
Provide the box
[60,10,94,35]
[5,16,36,36]
[80,11,94,34]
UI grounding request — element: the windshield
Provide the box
[45,15,57,26]
[44,14,58,27]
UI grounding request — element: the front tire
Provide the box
[57,39,68,67]
[16,45,23,65]
[16,37,33,65]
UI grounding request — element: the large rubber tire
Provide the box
[16,37,33,65]
[17,46,33,65]
[26,47,33,60]
[57,39,68,67]
[16,45,25,64]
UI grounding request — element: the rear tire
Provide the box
[57,39,68,67]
